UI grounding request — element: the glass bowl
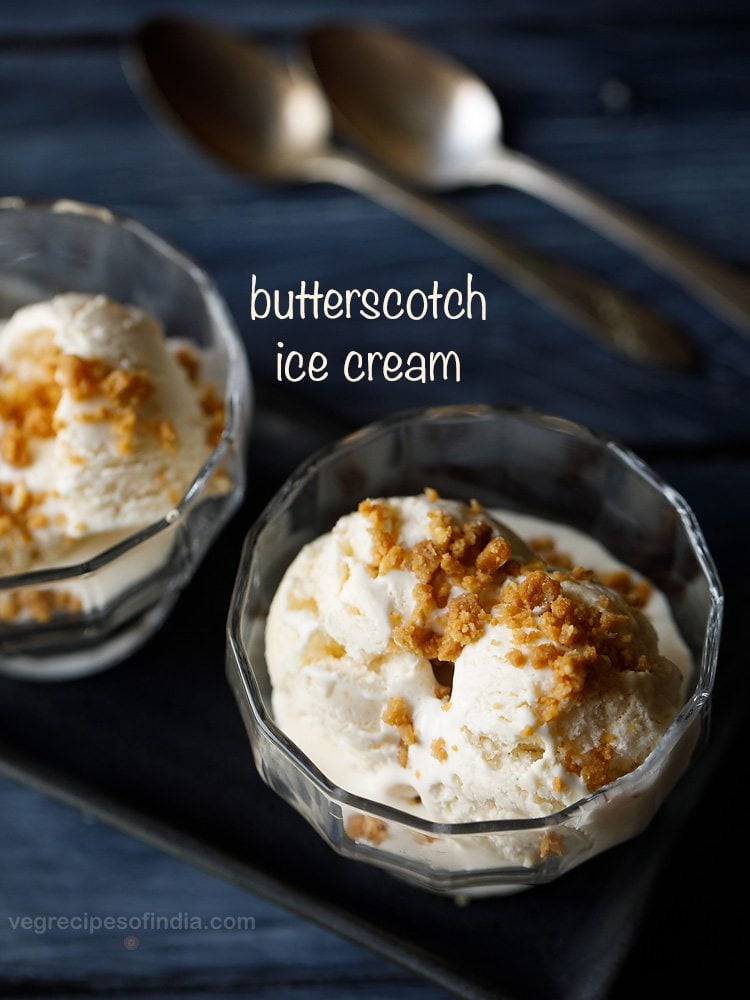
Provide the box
[0,198,251,680]
[227,404,722,896]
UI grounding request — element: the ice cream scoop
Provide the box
[266,492,689,823]
[0,292,223,581]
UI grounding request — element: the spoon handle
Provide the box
[478,149,750,334]
[303,154,693,369]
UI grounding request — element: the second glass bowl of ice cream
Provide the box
[0,199,251,679]
[227,405,721,895]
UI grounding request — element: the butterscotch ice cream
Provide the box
[0,293,224,617]
[267,492,691,834]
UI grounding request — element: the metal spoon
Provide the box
[126,17,693,368]
[308,22,750,336]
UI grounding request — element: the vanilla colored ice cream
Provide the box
[0,293,224,617]
[266,491,692,855]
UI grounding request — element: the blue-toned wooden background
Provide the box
[1,1,748,997]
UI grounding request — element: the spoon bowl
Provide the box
[308,23,502,185]
[135,17,332,181]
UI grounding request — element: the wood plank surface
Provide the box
[0,775,446,998]
[0,1,748,997]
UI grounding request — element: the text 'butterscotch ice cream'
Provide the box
[0,293,224,617]
[266,492,691,831]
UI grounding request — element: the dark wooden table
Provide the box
[0,2,748,997]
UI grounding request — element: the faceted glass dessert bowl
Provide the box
[227,404,722,896]
[0,198,251,680]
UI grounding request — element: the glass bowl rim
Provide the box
[0,195,252,590]
[227,402,723,838]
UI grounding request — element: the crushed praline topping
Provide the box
[539,831,564,860]
[0,340,223,469]
[0,587,82,623]
[346,813,388,845]
[360,495,518,664]
[382,695,416,767]
[361,489,660,789]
